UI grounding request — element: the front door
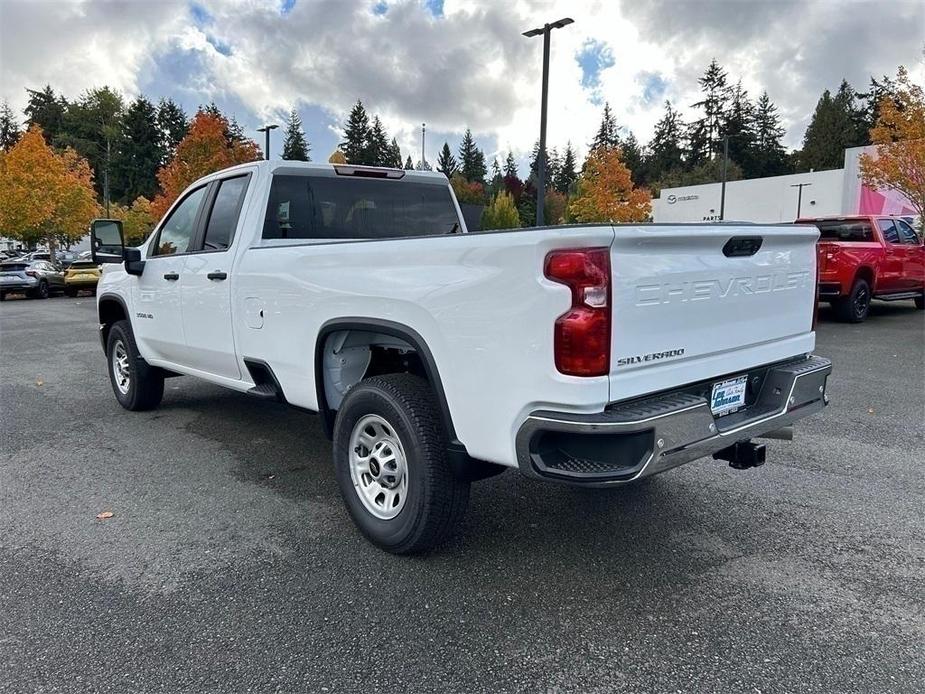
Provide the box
[131,185,208,365]
[179,174,252,379]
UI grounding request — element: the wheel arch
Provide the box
[314,318,456,441]
[854,265,875,289]
[97,293,129,353]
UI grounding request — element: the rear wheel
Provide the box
[106,320,164,411]
[835,278,870,323]
[332,374,469,554]
[0,292,5,302]
[31,280,49,300]
[915,294,924,310]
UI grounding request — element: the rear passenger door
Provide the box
[179,172,252,379]
[875,219,905,293]
[894,219,924,290]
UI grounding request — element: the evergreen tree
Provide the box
[404,155,414,170]
[689,59,732,162]
[590,102,621,152]
[227,115,247,144]
[367,116,390,166]
[722,81,757,177]
[341,100,370,164]
[112,96,164,202]
[157,98,188,161]
[458,129,486,182]
[24,85,67,144]
[858,75,897,143]
[387,138,403,168]
[281,108,310,161]
[801,81,862,171]
[553,142,578,193]
[489,157,503,195]
[647,101,684,181]
[528,140,555,188]
[503,150,518,178]
[753,91,788,177]
[60,86,125,202]
[621,133,645,184]
[0,100,21,150]
[437,141,458,177]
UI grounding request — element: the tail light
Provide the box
[25,270,37,277]
[544,247,611,377]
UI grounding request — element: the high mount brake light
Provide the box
[333,165,405,179]
[544,248,611,377]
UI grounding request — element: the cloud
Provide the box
[1,0,921,165]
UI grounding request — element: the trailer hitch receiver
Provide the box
[713,440,767,470]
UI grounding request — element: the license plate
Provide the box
[710,375,748,416]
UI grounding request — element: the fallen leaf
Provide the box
[868,408,875,414]
[36,379,44,386]
[96,511,114,520]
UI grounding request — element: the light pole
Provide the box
[257,124,278,160]
[421,123,426,169]
[523,16,573,226]
[719,135,729,221]
[791,182,812,218]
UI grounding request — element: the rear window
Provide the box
[811,220,874,242]
[262,175,460,241]
[68,261,98,269]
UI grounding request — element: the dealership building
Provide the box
[652,145,916,224]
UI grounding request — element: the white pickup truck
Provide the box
[91,161,831,553]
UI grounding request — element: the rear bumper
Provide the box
[0,279,38,291]
[818,282,842,298]
[65,278,99,287]
[515,355,832,486]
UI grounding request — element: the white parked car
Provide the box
[91,161,831,553]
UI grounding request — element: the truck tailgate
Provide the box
[608,224,819,402]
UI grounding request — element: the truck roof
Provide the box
[213,159,450,184]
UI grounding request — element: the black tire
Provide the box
[915,295,924,310]
[32,280,49,300]
[64,287,78,297]
[0,292,5,302]
[834,278,871,323]
[332,374,470,554]
[106,320,164,411]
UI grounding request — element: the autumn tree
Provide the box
[111,196,157,246]
[450,173,485,204]
[0,126,99,251]
[480,190,520,229]
[568,147,651,223]
[859,66,925,227]
[152,111,261,218]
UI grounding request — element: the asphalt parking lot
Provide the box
[1,296,923,693]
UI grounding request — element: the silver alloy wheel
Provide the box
[348,414,409,520]
[112,339,131,395]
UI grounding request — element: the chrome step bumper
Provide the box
[515,355,832,486]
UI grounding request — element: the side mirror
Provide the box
[91,219,125,264]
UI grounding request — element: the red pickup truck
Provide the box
[797,215,924,322]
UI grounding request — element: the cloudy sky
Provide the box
[1,0,922,169]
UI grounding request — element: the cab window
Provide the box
[877,219,901,244]
[895,219,921,245]
[152,186,207,256]
[202,176,250,251]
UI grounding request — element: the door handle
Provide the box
[207,271,228,281]
[163,272,179,281]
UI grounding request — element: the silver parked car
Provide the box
[0,259,66,300]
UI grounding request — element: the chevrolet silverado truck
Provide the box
[798,215,925,322]
[91,161,831,553]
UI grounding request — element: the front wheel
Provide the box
[915,294,924,310]
[332,374,470,554]
[834,278,871,323]
[106,320,164,411]
[31,280,49,300]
